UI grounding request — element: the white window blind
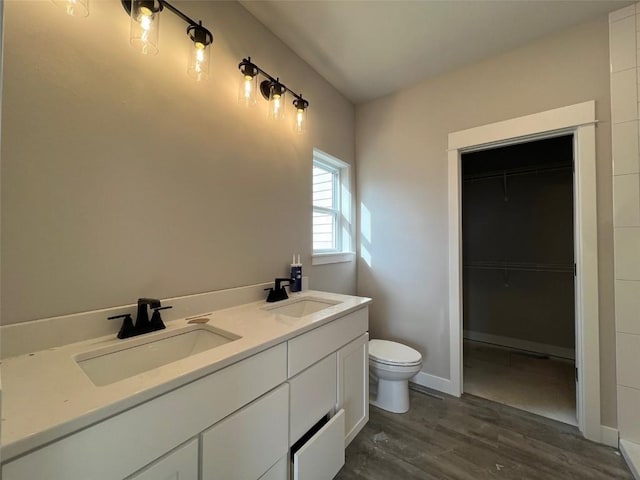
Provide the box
[313,161,340,252]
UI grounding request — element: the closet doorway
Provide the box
[447,101,600,441]
[461,135,576,425]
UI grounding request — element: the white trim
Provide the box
[410,371,457,397]
[313,148,350,169]
[464,330,575,360]
[621,439,640,480]
[573,120,601,443]
[448,101,597,150]
[600,425,620,448]
[311,252,356,266]
[448,146,463,399]
[447,101,601,442]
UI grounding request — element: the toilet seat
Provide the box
[369,339,422,367]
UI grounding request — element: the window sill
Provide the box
[311,252,356,266]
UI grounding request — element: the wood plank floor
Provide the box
[336,386,632,480]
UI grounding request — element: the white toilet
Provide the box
[369,339,423,413]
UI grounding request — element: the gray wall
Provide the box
[0,0,356,325]
[356,18,617,426]
[463,168,575,350]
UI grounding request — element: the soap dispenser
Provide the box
[290,254,302,292]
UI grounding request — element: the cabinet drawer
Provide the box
[201,384,289,480]
[288,307,368,377]
[293,409,345,480]
[2,344,287,480]
[258,456,288,480]
[289,353,337,445]
[126,439,198,480]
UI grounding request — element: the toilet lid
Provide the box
[369,339,422,366]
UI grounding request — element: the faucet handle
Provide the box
[274,277,292,290]
[150,305,172,330]
[108,313,135,339]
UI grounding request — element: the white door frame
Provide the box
[447,101,601,442]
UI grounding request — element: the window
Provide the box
[312,149,354,264]
[313,161,339,251]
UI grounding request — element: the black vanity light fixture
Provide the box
[121,0,214,81]
[52,0,89,18]
[238,57,309,134]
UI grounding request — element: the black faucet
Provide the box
[135,298,160,331]
[108,298,173,339]
[265,277,291,302]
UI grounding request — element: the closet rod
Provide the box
[464,261,574,273]
[463,163,572,182]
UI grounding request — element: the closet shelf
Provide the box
[462,162,572,182]
[464,261,574,273]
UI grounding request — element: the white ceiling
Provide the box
[240,0,633,104]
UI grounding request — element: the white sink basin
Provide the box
[265,298,340,318]
[75,325,240,386]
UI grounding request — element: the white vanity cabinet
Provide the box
[2,344,287,480]
[1,304,369,480]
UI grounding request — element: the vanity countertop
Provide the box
[0,290,371,462]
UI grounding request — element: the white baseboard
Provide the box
[411,371,458,397]
[621,439,640,480]
[600,425,619,448]
[464,330,575,360]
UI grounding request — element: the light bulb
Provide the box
[195,47,204,74]
[138,7,153,49]
[295,109,306,133]
[273,95,281,115]
[238,60,258,106]
[140,8,152,31]
[187,24,213,81]
[244,76,253,100]
[130,1,160,56]
[293,98,308,134]
[268,84,285,121]
[188,42,210,80]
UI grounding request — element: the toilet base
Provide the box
[369,378,410,413]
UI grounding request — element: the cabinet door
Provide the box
[126,439,198,480]
[337,333,369,446]
[201,384,289,480]
[289,353,337,445]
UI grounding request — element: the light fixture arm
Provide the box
[158,0,197,26]
[239,57,308,106]
[121,0,213,46]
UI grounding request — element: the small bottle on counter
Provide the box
[290,254,302,292]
